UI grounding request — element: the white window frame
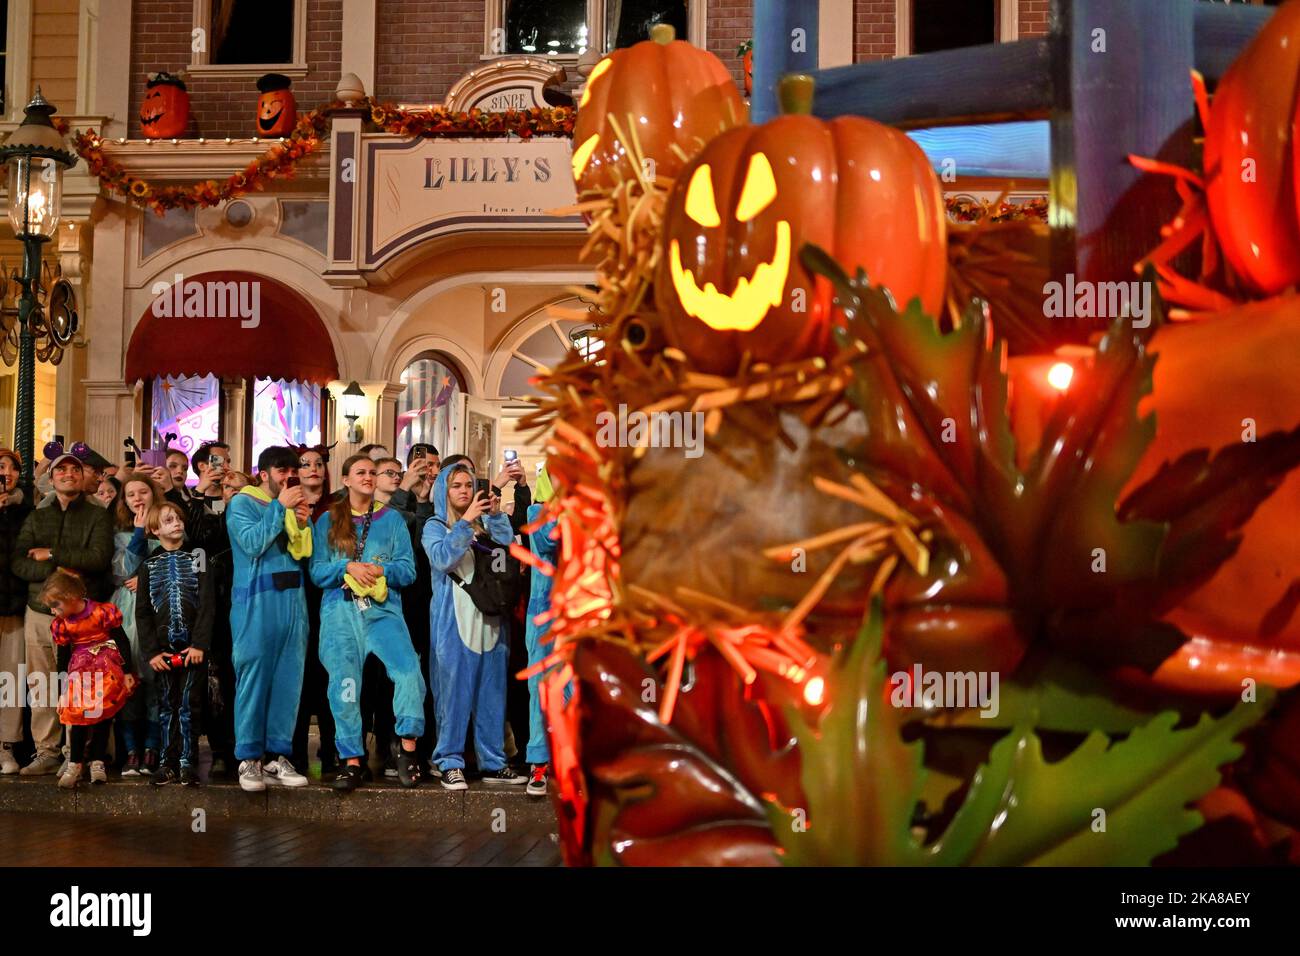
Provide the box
[189,0,309,79]
[6,0,31,123]
[897,0,1014,58]
[485,0,706,60]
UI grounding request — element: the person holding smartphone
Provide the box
[421,462,525,790]
[226,446,313,792]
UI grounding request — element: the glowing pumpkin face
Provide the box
[140,82,190,139]
[656,115,948,374]
[257,89,296,137]
[571,24,745,197]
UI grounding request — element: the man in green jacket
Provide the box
[10,450,115,775]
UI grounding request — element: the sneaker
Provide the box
[20,752,62,776]
[120,752,141,777]
[331,763,364,793]
[383,758,398,780]
[89,760,108,785]
[481,765,527,786]
[0,744,18,775]
[58,761,83,790]
[238,759,266,792]
[180,766,200,787]
[428,762,442,780]
[440,767,468,791]
[209,756,229,777]
[393,743,422,789]
[151,766,180,787]
[142,749,159,776]
[263,756,308,787]
[527,763,549,798]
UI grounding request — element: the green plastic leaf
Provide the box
[770,604,1272,866]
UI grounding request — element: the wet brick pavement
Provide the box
[0,811,562,866]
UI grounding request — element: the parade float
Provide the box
[518,3,1300,865]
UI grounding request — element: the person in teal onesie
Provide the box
[227,445,313,793]
[310,454,425,791]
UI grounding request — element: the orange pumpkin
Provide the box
[255,73,296,138]
[1124,296,1300,693]
[1203,0,1300,295]
[654,76,947,375]
[571,23,745,196]
[743,47,754,97]
[140,74,190,139]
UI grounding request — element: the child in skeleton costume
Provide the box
[422,462,526,790]
[136,502,214,786]
[226,446,312,792]
[309,454,425,791]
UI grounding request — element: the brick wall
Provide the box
[855,0,897,62]
[1018,0,1049,39]
[706,0,752,93]
[129,0,342,139]
[374,0,484,105]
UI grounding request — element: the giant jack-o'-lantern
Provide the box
[255,73,296,138]
[571,23,745,196]
[139,73,190,139]
[655,76,947,375]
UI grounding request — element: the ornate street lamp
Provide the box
[0,89,78,490]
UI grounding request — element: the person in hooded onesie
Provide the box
[422,461,526,790]
[227,445,313,792]
[311,454,425,791]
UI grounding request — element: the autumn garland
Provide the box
[66,97,576,216]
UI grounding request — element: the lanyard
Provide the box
[353,500,375,562]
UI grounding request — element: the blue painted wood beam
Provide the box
[752,0,820,122]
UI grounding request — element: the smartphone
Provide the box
[503,448,518,462]
[55,434,65,448]
[474,478,491,499]
[125,450,136,467]
[0,475,7,491]
[286,476,300,488]
[413,446,425,460]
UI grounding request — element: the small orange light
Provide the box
[1047,362,1074,392]
[803,676,825,706]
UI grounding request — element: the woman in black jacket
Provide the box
[0,449,34,774]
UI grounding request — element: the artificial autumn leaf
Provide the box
[569,638,809,866]
[803,245,1300,677]
[769,602,1272,866]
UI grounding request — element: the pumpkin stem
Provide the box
[650,23,676,45]
[779,75,815,116]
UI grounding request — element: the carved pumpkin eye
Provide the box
[571,134,600,180]
[735,152,777,222]
[685,165,721,228]
[578,58,612,109]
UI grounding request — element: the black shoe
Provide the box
[180,766,200,787]
[393,742,422,789]
[151,766,180,787]
[331,764,364,792]
[481,765,528,786]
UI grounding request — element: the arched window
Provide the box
[395,353,466,464]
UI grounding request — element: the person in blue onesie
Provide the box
[522,464,558,798]
[310,454,425,791]
[227,445,312,792]
[422,461,526,791]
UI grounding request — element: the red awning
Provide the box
[125,271,339,385]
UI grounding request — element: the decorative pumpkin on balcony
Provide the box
[139,72,190,139]
[738,39,753,97]
[655,75,947,375]
[571,23,745,196]
[255,73,296,138]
